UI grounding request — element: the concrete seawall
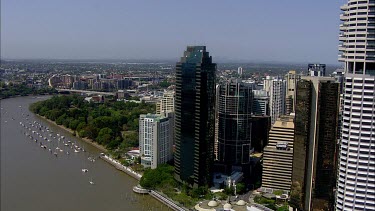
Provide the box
[100,154,188,211]
[99,154,142,180]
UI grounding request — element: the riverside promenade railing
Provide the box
[99,154,188,211]
[100,154,142,180]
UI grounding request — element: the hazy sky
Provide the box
[2,0,345,64]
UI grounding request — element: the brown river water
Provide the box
[1,96,169,211]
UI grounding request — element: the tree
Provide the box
[290,182,302,210]
[139,164,175,189]
[96,127,113,145]
[236,182,246,194]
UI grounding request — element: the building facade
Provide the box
[252,90,269,116]
[156,91,175,115]
[336,1,375,210]
[217,79,253,175]
[263,76,286,125]
[139,114,173,169]
[290,77,340,211]
[285,70,300,114]
[262,115,295,192]
[308,64,326,77]
[174,46,216,187]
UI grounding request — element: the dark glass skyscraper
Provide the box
[217,79,253,175]
[290,77,339,211]
[174,46,216,187]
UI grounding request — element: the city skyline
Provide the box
[2,0,343,64]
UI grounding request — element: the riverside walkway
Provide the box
[99,154,188,211]
[150,190,188,211]
[99,154,142,180]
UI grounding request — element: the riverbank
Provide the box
[35,114,108,153]
[100,154,188,211]
[2,96,167,211]
[30,100,187,211]
[100,154,142,180]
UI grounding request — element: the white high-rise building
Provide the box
[238,67,243,76]
[308,64,326,77]
[336,1,375,210]
[264,76,286,125]
[139,114,173,169]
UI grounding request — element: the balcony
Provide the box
[340,4,348,11]
[340,14,348,21]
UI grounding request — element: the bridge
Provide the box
[56,89,116,96]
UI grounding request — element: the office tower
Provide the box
[285,70,300,114]
[214,84,220,161]
[290,77,339,211]
[156,91,175,115]
[72,80,87,90]
[217,79,253,175]
[308,64,326,77]
[251,116,271,153]
[116,79,132,90]
[263,76,286,125]
[139,114,173,169]
[262,115,295,192]
[238,67,243,76]
[336,1,375,210]
[174,46,216,187]
[252,90,269,116]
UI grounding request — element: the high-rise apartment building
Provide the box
[139,114,173,169]
[156,91,175,115]
[262,115,295,192]
[217,79,253,175]
[264,76,286,125]
[238,67,243,76]
[336,1,375,210]
[174,46,216,187]
[290,77,339,211]
[308,64,326,77]
[252,90,269,116]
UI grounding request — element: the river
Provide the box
[1,96,169,211]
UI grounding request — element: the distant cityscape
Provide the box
[1,0,374,211]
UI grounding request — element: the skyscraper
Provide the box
[307,64,326,77]
[174,46,216,187]
[252,90,269,116]
[139,114,173,169]
[217,79,253,175]
[336,1,375,210]
[290,77,339,211]
[238,67,243,76]
[264,76,286,125]
[262,115,295,192]
[285,70,300,114]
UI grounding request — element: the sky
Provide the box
[1,0,346,64]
